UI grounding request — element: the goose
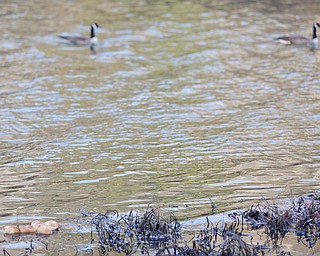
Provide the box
[276,23,320,50]
[59,23,100,53]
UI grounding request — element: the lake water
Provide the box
[0,0,320,254]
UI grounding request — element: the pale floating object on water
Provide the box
[31,220,44,229]
[45,220,59,231]
[4,225,20,234]
[19,225,36,233]
[4,220,59,235]
[36,224,53,235]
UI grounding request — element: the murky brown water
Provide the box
[1,0,320,254]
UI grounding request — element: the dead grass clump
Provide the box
[91,208,181,255]
[229,193,320,249]
[91,209,265,255]
[91,193,320,255]
[192,218,263,256]
[154,219,266,255]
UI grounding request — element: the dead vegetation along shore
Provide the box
[229,194,320,249]
[91,208,182,255]
[7,193,319,255]
[91,193,320,255]
[91,208,268,255]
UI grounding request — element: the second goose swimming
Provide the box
[59,23,100,53]
[276,23,320,50]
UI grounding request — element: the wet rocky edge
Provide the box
[2,193,320,255]
[1,219,85,256]
[91,193,320,255]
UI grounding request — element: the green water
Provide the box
[0,0,320,254]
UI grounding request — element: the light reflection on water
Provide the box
[0,0,319,236]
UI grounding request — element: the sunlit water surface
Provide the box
[0,0,320,254]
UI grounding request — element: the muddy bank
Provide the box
[2,193,320,255]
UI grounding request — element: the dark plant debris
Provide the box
[5,194,320,255]
[229,193,320,249]
[91,208,182,255]
[91,208,267,255]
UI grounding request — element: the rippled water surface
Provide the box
[1,0,320,253]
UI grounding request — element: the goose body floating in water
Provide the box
[59,23,100,53]
[276,23,320,50]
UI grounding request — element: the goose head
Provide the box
[90,23,100,45]
[311,23,320,49]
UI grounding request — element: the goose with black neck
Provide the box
[59,23,100,53]
[276,23,320,50]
